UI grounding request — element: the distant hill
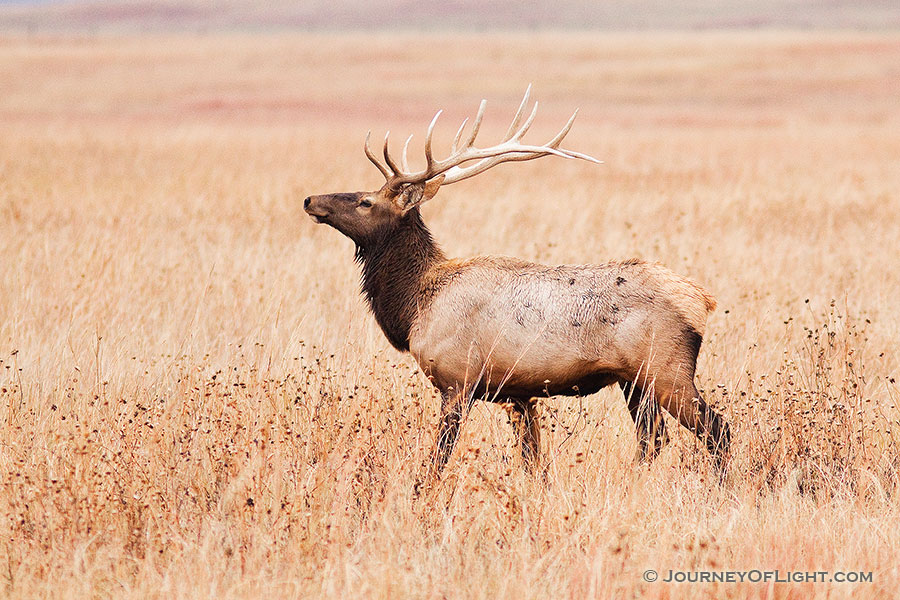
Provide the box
[1,0,899,32]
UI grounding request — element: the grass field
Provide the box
[1,32,900,598]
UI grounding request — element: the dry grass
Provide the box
[1,32,900,599]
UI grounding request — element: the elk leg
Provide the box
[619,380,669,463]
[419,388,474,489]
[509,398,542,474]
[659,381,731,472]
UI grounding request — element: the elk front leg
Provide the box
[509,398,542,474]
[419,388,474,490]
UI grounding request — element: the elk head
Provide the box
[303,178,445,246]
[304,85,601,247]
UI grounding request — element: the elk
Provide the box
[304,87,731,485]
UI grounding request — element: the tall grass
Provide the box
[1,32,899,598]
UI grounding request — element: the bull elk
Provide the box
[304,87,731,485]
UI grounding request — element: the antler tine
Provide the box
[557,148,603,163]
[424,110,442,170]
[546,109,578,148]
[451,117,469,154]
[545,109,601,163]
[503,84,532,141]
[401,135,413,172]
[382,131,402,175]
[465,99,487,148]
[512,100,539,141]
[365,131,391,179]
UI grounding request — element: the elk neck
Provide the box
[354,208,446,352]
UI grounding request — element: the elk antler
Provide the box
[364,85,600,194]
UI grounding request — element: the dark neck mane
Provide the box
[355,209,445,352]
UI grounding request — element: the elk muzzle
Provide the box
[304,195,330,224]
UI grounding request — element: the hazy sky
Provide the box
[1,0,898,31]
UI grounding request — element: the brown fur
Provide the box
[355,209,445,351]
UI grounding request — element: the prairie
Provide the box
[1,32,899,599]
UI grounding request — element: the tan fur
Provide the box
[639,261,717,336]
[409,256,717,396]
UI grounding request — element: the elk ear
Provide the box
[399,175,445,215]
[422,175,444,202]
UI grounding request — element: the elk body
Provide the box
[305,88,731,484]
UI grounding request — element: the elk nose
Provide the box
[303,196,311,209]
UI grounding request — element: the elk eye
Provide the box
[359,198,373,208]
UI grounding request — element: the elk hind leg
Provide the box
[659,378,731,471]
